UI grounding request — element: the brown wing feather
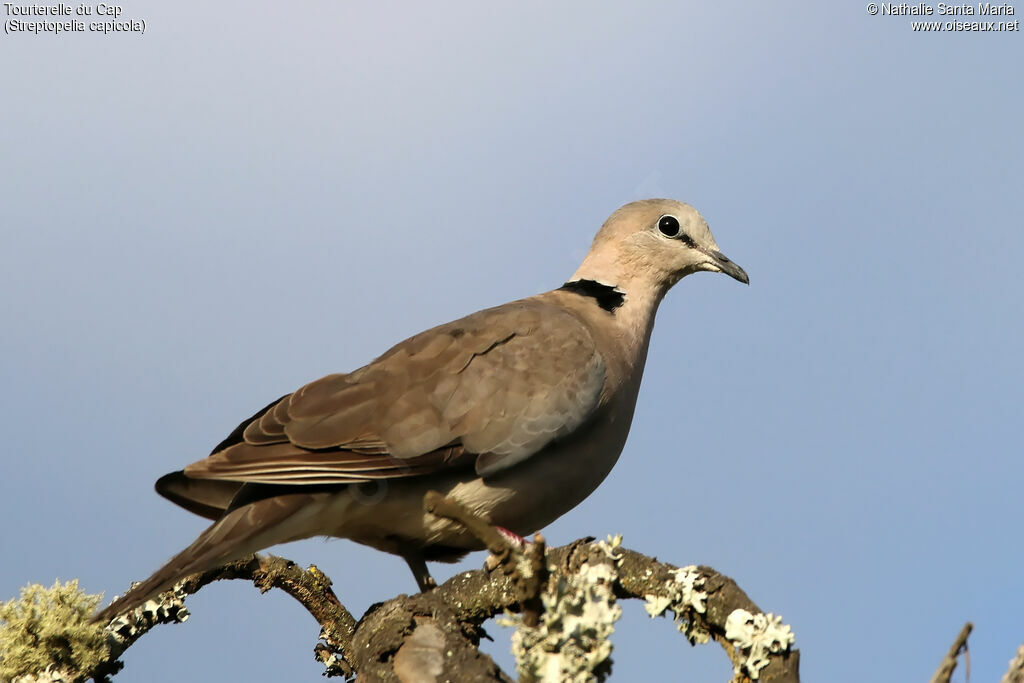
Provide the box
[183,299,605,486]
[208,395,288,454]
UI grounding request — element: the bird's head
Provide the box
[575,199,749,295]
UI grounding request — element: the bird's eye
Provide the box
[658,215,680,237]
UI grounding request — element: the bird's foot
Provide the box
[484,528,535,572]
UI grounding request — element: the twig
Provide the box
[930,622,973,683]
[520,534,548,629]
[423,491,509,554]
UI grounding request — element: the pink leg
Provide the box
[496,526,529,547]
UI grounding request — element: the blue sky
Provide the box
[2,2,1021,681]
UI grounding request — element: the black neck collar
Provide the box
[558,279,625,313]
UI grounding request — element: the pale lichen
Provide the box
[643,565,710,644]
[0,580,109,683]
[314,625,352,677]
[103,581,190,646]
[507,537,623,682]
[598,534,623,558]
[724,608,795,680]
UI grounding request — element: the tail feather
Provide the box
[93,492,323,623]
[155,470,240,520]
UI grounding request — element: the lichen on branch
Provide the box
[0,580,111,683]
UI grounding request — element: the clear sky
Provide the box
[2,2,1021,681]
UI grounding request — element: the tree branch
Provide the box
[32,493,802,682]
[102,555,359,678]
[1002,644,1024,683]
[423,492,798,681]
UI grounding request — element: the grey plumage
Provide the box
[94,198,747,623]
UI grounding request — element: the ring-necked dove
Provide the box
[94,198,748,622]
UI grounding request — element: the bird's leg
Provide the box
[495,526,527,548]
[402,553,437,592]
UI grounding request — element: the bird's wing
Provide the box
[184,299,606,485]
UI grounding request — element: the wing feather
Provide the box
[183,299,605,486]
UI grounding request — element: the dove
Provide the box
[94,198,747,622]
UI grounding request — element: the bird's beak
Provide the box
[703,248,749,285]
